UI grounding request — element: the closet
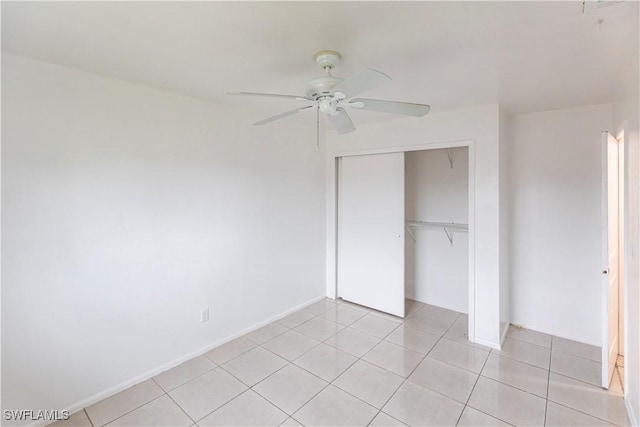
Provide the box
[337,147,469,318]
[405,148,469,313]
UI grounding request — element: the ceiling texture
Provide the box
[2,1,638,127]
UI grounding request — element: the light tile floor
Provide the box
[51,299,630,427]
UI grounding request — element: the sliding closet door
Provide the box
[338,152,405,317]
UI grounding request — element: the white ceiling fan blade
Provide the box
[349,98,431,117]
[253,105,315,126]
[229,92,311,101]
[327,108,356,134]
[331,69,391,98]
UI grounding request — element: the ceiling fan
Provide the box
[229,50,431,135]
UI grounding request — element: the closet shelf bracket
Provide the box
[406,226,417,242]
[443,227,454,246]
[446,148,454,169]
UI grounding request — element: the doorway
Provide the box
[602,131,625,390]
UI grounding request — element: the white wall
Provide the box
[612,2,639,422]
[326,104,502,348]
[1,53,326,421]
[405,148,468,313]
[508,104,612,345]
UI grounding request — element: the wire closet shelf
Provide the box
[405,221,468,246]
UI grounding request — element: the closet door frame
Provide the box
[326,140,476,340]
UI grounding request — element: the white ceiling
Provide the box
[2,1,638,127]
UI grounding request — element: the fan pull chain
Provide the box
[316,105,320,152]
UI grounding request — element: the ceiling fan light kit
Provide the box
[229,50,431,135]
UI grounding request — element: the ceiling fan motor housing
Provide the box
[306,75,344,100]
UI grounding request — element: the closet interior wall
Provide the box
[405,148,469,313]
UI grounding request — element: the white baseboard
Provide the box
[473,337,501,350]
[459,322,508,350]
[508,321,601,347]
[409,296,467,316]
[33,295,326,427]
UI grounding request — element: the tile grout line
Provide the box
[366,307,494,424]
[373,307,497,424]
[543,336,553,426]
[547,334,602,363]
[163,386,197,426]
[492,335,618,426]
[83,408,95,427]
[429,337,490,375]
[262,303,373,423]
[245,322,293,346]
[218,313,337,419]
[462,325,553,425]
[288,304,417,426]
[550,371,619,392]
[476,371,548,401]
[366,311,462,426]
[166,321,296,390]
[196,361,287,423]
[262,328,325,361]
[465,354,548,425]
[293,318,349,343]
[455,344,500,427]
[409,307,491,379]
[157,363,218,394]
[367,411,407,427]
[506,326,596,358]
[91,378,167,427]
[477,352,550,400]
[192,388,255,425]
[491,345,553,372]
[258,307,385,423]
[203,341,257,368]
[223,352,325,422]
[319,309,407,425]
[547,400,620,426]
[462,332,553,425]
[156,302,335,426]
[544,376,626,425]
[506,331,553,349]
[203,302,350,423]
[150,377,197,426]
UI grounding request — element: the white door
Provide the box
[602,131,619,388]
[337,152,405,317]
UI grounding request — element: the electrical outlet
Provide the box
[201,308,210,323]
